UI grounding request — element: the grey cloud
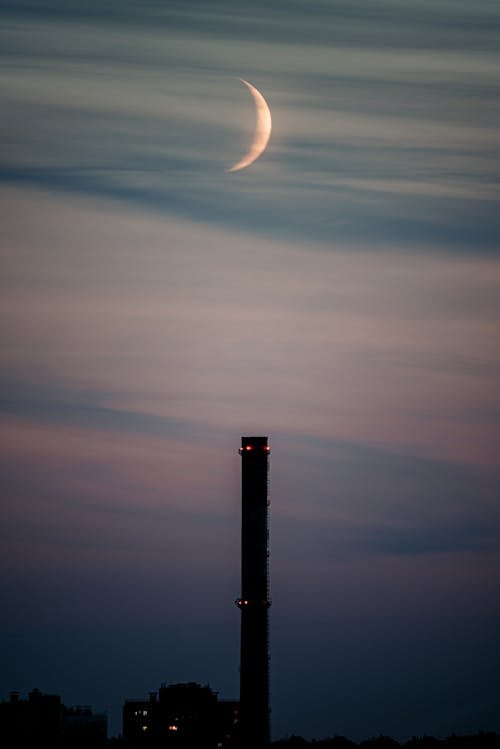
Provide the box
[273,432,500,557]
[1,1,499,254]
[2,160,498,252]
[0,373,209,441]
[341,516,500,556]
[3,1,499,53]
[3,372,499,562]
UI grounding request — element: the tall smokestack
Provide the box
[236,436,271,748]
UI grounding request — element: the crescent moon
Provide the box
[227,79,272,173]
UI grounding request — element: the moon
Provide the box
[227,79,272,173]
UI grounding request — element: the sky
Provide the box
[1,0,500,742]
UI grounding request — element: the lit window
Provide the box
[142,725,148,732]
[169,725,179,732]
[142,710,148,716]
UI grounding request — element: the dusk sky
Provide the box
[1,0,500,742]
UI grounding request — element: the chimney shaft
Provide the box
[236,436,271,747]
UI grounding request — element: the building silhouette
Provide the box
[0,688,107,747]
[236,436,271,748]
[122,681,239,748]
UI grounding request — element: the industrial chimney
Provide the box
[236,436,271,748]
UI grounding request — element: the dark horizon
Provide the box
[3,686,500,747]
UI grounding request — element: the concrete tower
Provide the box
[236,436,271,748]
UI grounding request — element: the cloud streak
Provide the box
[1,1,499,249]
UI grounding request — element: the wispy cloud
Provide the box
[1,2,499,248]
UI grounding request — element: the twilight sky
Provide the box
[1,0,500,741]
